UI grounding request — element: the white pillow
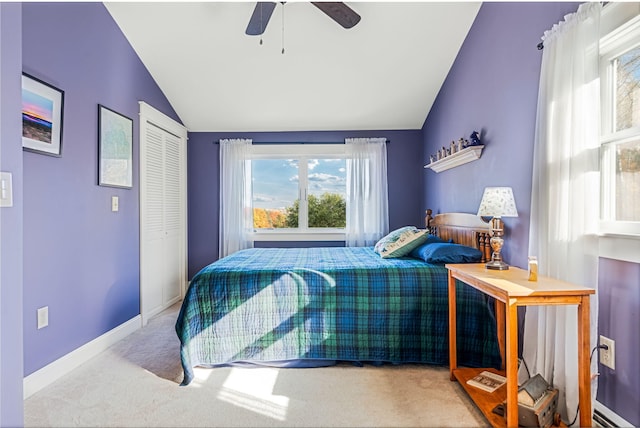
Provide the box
[378,228,429,259]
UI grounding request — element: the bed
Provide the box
[175,210,502,386]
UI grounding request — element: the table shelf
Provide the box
[453,367,507,427]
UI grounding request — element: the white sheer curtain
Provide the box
[522,2,601,423]
[345,137,389,246]
[219,138,253,258]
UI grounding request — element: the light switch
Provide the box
[37,306,48,329]
[0,172,13,208]
[111,196,119,212]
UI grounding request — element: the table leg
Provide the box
[578,296,592,427]
[506,298,519,428]
[448,271,457,381]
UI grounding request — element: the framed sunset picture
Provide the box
[21,73,64,156]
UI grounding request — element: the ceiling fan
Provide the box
[245,2,361,36]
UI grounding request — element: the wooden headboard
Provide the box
[426,209,505,369]
[425,209,493,263]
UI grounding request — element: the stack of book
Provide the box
[466,371,506,393]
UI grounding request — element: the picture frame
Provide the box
[21,73,64,157]
[98,104,133,189]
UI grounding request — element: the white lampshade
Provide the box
[477,187,518,218]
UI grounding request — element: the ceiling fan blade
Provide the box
[311,2,361,29]
[245,2,277,36]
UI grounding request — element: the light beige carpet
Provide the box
[24,302,487,427]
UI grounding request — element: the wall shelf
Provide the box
[424,145,484,173]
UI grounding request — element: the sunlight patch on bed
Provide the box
[296,269,336,288]
[217,367,289,421]
[202,273,312,359]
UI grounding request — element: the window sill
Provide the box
[599,233,640,263]
[598,232,640,239]
[252,231,346,242]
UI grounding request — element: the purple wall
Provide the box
[422,2,580,270]
[421,0,577,367]
[423,2,639,425]
[21,3,180,376]
[187,130,423,277]
[597,258,640,425]
[0,3,24,425]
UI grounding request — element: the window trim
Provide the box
[597,2,640,262]
[599,234,640,263]
[250,144,348,241]
[599,8,640,238]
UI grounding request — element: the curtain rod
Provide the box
[213,140,390,145]
[536,1,605,51]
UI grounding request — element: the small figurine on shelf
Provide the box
[457,138,465,152]
[469,130,482,146]
[441,146,447,158]
[450,140,457,154]
[430,155,436,164]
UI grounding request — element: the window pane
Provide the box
[307,158,346,228]
[252,159,298,229]
[615,46,640,131]
[615,139,640,221]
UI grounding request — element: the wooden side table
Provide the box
[446,263,595,428]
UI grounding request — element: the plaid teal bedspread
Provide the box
[175,247,501,385]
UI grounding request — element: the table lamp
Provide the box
[477,187,518,270]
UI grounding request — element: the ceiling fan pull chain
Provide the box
[281,2,285,54]
[259,2,263,45]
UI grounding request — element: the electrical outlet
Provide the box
[37,306,49,329]
[600,335,615,370]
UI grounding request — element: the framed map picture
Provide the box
[98,104,133,189]
[22,73,64,156]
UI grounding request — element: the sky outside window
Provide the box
[252,158,346,211]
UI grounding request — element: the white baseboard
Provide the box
[23,315,142,399]
[141,296,182,326]
[594,400,634,427]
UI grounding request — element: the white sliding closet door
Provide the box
[139,102,187,325]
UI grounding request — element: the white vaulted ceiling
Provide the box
[105,2,481,132]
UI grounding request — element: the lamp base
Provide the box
[487,226,509,270]
[486,260,510,270]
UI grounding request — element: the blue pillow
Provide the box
[410,242,482,264]
[422,234,451,245]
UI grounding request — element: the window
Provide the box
[252,158,300,229]
[600,14,640,236]
[250,144,347,240]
